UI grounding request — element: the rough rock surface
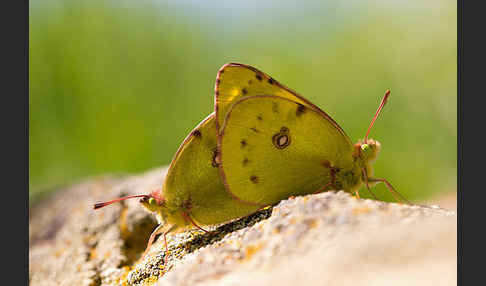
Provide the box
[29,167,456,286]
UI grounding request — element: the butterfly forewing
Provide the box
[163,114,259,225]
[215,63,346,140]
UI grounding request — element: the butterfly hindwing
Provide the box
[218,95,354,206]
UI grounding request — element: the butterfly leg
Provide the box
[161,228,174,265]
[361,168,378,200]
[142,224,177,264]
[367,177,412,204]
[314,164,339,194]
[313,181,333,194]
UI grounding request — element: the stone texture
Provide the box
[29,167,456,286]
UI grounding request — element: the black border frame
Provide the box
[4,0,29,283]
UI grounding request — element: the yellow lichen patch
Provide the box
[140,275,159,286]
[53,249,64,258]
[244,243,263,261]
[304,218,318,228]
[352,205,372,215]
[83,234,94,244]
[89,249,98,260]
[104,250,112,259]
[273,224,284,234]
[117,266,131,286]
[224,239,241,250]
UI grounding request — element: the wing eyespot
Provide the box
[272,127,291,149]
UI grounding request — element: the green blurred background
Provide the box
[29,0,456,204]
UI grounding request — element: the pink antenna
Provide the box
[93,195,149,209]
[364,89,391,143]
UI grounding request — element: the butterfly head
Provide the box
[358,138,381,164]
[352,138,381,182]
[139,189,166,213]
[140,188,189,227]
[93,188,168,223]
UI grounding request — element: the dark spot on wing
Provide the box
[256,74,263,81]
[240,139,247,148]
[248,79,253,85]
[268,78,275,85]
[250,127,260,133]
[257,114,263,121]
[250,175,259,183]
[242,88,248,95]
[272,102,279,113]
[215,90,219,96]
[243,158,249,166]
[296,104,306,117]
[192,130,202,138]
[216,79,220,85]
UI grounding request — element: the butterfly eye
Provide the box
[149,198,156,206]
[361,144,370,152]
[361,143,373,157]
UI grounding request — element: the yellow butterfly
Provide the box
[94,63,409,264]
[215,63,408,206]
